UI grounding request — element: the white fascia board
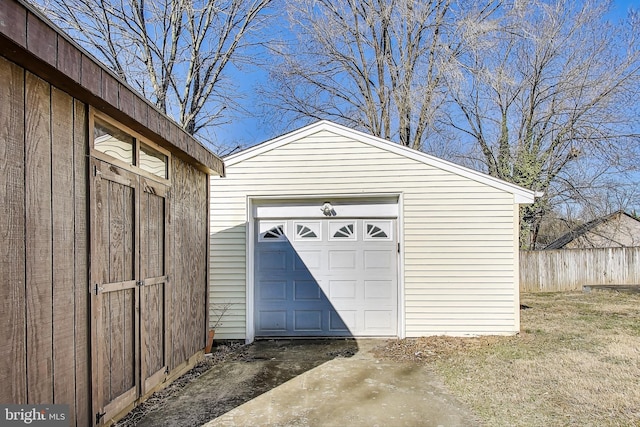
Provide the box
[225,120,539,204]
[516,191,544,204]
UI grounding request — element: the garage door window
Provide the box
[365,221,392,240]
[259,222,287,241]
[329,221,356,240]
[294,222,321,240]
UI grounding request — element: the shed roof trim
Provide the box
[226,120,539,204]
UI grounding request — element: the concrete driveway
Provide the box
[137,339,479,427]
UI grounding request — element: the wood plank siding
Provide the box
[210,129,521,339]
[0,59,91,424]
[0,1,222,424]
[0,51,28,407]
[170,158,210,368]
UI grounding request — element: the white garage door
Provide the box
[255,217,398,337]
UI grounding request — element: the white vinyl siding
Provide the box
[210,129,520,339]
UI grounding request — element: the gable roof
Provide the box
[545,210,640,249]
[225,120,540,204]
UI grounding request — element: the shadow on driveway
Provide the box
[134,339,360,427]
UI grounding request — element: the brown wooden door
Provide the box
[90,159,169,425]
[90,159,139,425]
[139,177,169,395]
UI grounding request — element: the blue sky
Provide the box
[210,0,639,151]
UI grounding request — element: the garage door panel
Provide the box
[259,311,287,331]
[294,250,322,270]
[257,250,287,271]
[365,310,394,329]
[293,310,323,331]
[364,250,394,269]
[259,281,287,300]
[293,280,322,300]
[329,280,357,299]
[365,280,394,299]
[328,250,357,270]
[330,310,354,331]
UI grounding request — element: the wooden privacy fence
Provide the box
[520,247,640,292]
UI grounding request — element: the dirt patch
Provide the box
[374,334,516,363]
[117,339,359,427]
[115,342,247,427]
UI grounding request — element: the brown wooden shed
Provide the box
[0,0,224,425]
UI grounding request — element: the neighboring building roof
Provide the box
[226,120,540,204]
[0,0,223,175]
[545,211,640,249]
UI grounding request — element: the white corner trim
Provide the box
[397,193,406,339]
[245,196,255,344]
[513,204,521,333]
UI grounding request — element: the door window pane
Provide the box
[94,119,134,164]
[140,143,168,179]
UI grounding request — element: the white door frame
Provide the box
[245,194,405,343]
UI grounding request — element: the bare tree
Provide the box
[447,0,640,248]
[264,0,499,150]
[38,0,272,142]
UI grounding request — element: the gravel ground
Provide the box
[115,342,248,427]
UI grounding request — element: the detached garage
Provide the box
[210,121,537,341]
